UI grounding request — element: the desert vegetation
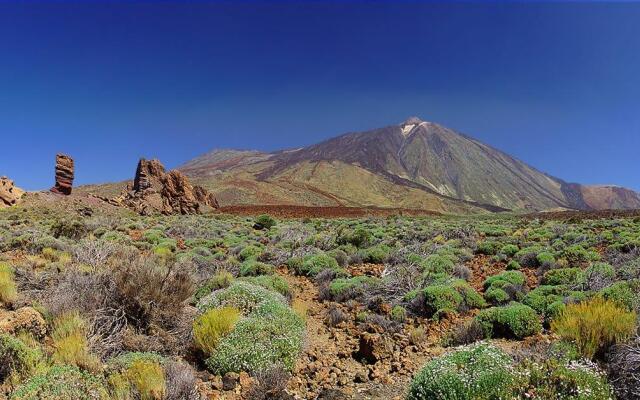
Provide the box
[0,200,639,399]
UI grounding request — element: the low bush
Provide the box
[483,271,527,305]
[193,306,241,356]
[0,334,42,384]
[297,253,341,277]
[418,254,455,275]
[476,240,499,255]
[500,244,519,257]
[358,244,391,263]
[551,297,636,359]
[240,275,291,299]
[239,260,273,277]
[238,245,264,261]
[407,343,516,400]
[192,271,234,303]
[328,276,379,302]
[422,280,485,318]
[580,262,616,291]
[121,358,166,400]
[11,365,109,400]
[517,358,613,400]
[599,280,640,312]
[254,214,276,230]
[476,302,541,339]
[542,267,582,286]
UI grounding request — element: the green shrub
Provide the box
[254,214,276,230]
[500,244,519,257]
[423,280,485,318]
[536,251,555,265]
[599,280,640,311]
[121,359,165,400]
[476,241,499,255]
[358,244,391,263]
[205,293,305,374]
[562,245,599,264]
[476,302,542,339]
[551,297,636,359]
[328,276,379,301]
[50,220,88,240]
[390,305,406,322]
[239,260,273,277]
[238,244,264,261]
[193,271,234,303]
[517,358,613,399]
[0,262,17,304]
[11,365,109,400]
[506,260,521,270]
[240,275,291,298]
[193,306,241,356]
[419,254,455,275]
[50,312,100,372]
[197,281,286,315]
[107,352,166,372]
[141,229,165,245]
[543,268,582,286]
[407,343,516,400]
[0,334,42,383]
[298,253,341,277]
[483,271,526,305]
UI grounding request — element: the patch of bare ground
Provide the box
[278,269,455,400]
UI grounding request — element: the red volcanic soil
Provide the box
[215,205,441,218]
[525,209,640,221]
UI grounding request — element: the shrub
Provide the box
[542,267,582,286]
[476,302,542,339]
[476,240,499,255]
[328,276,379,302]
[419,254,454,275]
[518,358,613,400]
[298,253,340,277]
[599,280,640,311]
[0,333,42,384]
[444,319,485,347]
[197,281,286,315]
[51,219,88,240]
[193,306,241,356]
[205,297,305,374]
[254,214,276,230]
[500,244,519,257]
[422,280,485,318]
[580,262,615,291]
[239,260,273,277]
[407,343,515,400]
[122,359,166,400]
[192,271,234,303]
[506,260,520,270]
[358,244,391,263]
[536,251,555,265]
[326,306,348,327]
[483,271,527,304]
[608,334,640,400]
[390,305,406,322]
[51,312,100,372]
[163,361,199,400]
[11,365,109,400]
[551,297,637,359]
[0,262,17,304]
[240,275,291,299]
[238,245,264,261]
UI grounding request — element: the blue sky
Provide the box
[1,1,639,191]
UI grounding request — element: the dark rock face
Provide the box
[99,158,219,215]
[50,154,74,195]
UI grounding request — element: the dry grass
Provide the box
[51,312,101,372]
[552,297,637,359]
[0,262,17,304]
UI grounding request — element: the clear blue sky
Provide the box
[1,1,639,191]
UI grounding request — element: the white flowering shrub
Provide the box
[198,282,305,375]
[407,343,516,399]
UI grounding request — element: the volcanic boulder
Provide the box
[0,177,24,208]
[50,153,74,195]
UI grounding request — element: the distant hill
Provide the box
[178,117,640,212]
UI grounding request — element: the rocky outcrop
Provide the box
[50,153,74,195]
[0,177,24,208]
[97,158,219,215]
[0,307,47,339]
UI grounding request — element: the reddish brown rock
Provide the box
[100,158,219,215]
[0,176,24,208]
[50,153,74,195]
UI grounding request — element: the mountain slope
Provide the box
[180,118,640,212]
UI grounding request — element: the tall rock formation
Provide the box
[50,154,74,195]
[97,158,219,215]
[0,177,24,208]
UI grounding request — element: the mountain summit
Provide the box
[180,119,640,212]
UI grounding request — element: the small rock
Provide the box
[222,371,240,391]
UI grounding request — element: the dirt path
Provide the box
[279,269,447,400]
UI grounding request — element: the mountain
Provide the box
[179,117,640,212]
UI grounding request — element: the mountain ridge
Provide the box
[179,117,640,212]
